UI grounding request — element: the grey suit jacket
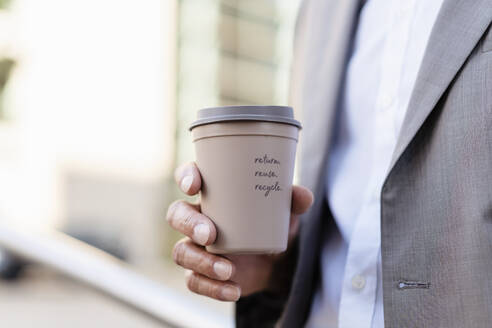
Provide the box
[236,0,492,327]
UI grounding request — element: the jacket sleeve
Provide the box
[235,237,299,328]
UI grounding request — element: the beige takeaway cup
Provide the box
[189,106,301,254]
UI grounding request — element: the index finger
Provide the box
[166,200,217,246]
[174,162,202,196]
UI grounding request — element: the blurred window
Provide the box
[176,0,301,164]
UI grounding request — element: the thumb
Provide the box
[288,185,314,242]
[291,185,314,215]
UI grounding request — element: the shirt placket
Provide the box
[337,0,416,327]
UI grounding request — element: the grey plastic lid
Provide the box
[189,105,302,130]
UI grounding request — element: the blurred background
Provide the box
[0,0,301,326]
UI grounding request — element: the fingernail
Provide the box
[221,285,241,301]
[213,261,232,280]
[193,224,210,245]
[180,175,193,193]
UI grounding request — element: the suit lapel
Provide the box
[293,0,360,194]
[388,0,492,172]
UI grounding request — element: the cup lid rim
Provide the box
[189,105,302,130]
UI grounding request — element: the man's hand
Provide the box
[166,162,313,302]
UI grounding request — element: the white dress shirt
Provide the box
[306,0,444,327]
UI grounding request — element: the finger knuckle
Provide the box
[166,200,182,224]
[172,241,186,266]
[210,284,223,300]
[182,210,199,231]
[196,253,214,275]
[185,272,199,292]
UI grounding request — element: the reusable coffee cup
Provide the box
[189,105,301,254]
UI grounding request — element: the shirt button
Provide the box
[351,274,366,290]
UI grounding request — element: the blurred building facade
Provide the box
[0,0,177,264]
[176,0,300,164]
[0,0,300,265]
[0,1,301,325]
